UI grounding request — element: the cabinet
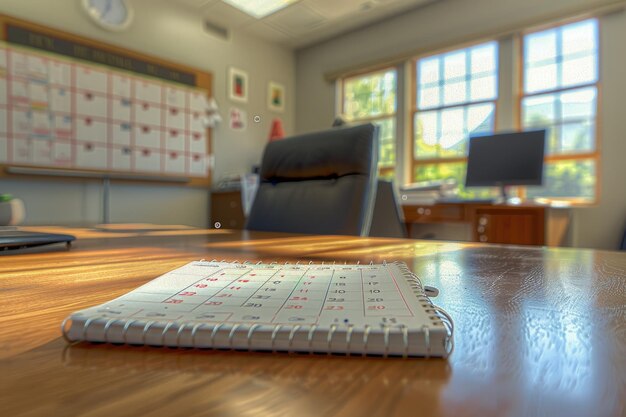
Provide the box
[210,189,245,229]
[403,203,546,246]
[473,206,545,245]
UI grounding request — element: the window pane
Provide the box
[471,43,496,74]
[470,75,496,101]
[562,55,597,87]
[561,88,596,121]
[525,29,557,64]
[414,162,466,183]
[414,162,496,198]
[373,117,396,167]
[414,103,494,160]
[522,87,597,155]
[443,81,467,105]
[444,51,466,81]
[343,69,396,120]
[561,121,594,153]
[562,20,597,57]
[525,62,557,94]
[419,86,441,109]
[467,103,495,135]
[522,94,555,127]
[440,108,465,157]
[524,19,598,93]
[417,41,497,109]
[414,111,439,159]
[526,159,596,200]
[419,57,440,85]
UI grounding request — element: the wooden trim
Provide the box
[413,156,468,166]
[341,65,397,84]
[339,67,400,173]
[344,114,395,124]
[521,82,599,99]
[544,152,599,162]
[517,17,601,202]
[0,14,213,188]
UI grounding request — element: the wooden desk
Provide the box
[1,228,624,417]
[403,202,546,245]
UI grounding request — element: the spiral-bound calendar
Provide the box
[62,260,454,358]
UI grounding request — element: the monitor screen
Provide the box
[465,130,546,187]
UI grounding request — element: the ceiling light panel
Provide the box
[221,0,299,18]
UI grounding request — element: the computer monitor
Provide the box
[465,130,546,201]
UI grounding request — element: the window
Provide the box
[336,17,600,203]
[521,19,599,202]
[342,68,397,176]
[412,42,498,196]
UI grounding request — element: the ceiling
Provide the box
[173,0,438,49]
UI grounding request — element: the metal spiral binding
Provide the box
[382,324,391,358]
[271,324,282,353]
[327,324,338,355]
[288,325,301,353]
[228,324,241,349]
[345,324,354,356]
[191,323,206,347]
[392,261,454,356]
[246,324,260,350]
[362,325,372,357]
[141,321,155,345]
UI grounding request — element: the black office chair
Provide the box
[369,180,407,238]
[246,124,379,236]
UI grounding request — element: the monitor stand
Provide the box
[494,184,509,205]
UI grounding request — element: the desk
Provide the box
[1,228,624,417]
[403,202,548,245]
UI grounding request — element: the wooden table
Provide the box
[1,228,624,417]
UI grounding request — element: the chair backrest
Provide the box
[246,124,379,236]
[369,180,407,238]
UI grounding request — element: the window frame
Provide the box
[516,17,601,204]
[410,40,500,188]
[340,66,398,177]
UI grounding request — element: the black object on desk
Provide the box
[0,230,75,251]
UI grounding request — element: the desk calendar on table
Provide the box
[62,261,454,358]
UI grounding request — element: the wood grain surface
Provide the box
[0,228,624,417]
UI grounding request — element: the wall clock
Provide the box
[82,0,134,31]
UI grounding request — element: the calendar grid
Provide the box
[0,43,210,177]
[62,261,455,358]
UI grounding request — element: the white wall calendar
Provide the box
[0,42,212,178]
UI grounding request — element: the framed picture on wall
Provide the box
[268,81,285,112]
[228,67,248,103]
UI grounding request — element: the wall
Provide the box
[295,0,626,250]
[0,0,295,227]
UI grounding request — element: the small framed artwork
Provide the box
[228,67,248,103]
[268,81,285,112]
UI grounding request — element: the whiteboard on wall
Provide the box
[0,42,211,178]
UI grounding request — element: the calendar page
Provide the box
[63,261,454,357]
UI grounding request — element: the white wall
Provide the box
[0,0,295,227]
[295,0,626,250]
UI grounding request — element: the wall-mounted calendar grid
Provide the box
[0,43,210,177]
